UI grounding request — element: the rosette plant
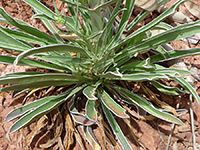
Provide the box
[0,0,200,149]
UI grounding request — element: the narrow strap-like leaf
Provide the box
[0,55,69,71]
[114,85,183,125]
[115,20,200,64]
[0,7,58,44]
[117,0,135,39]
[9,94,67,133]
[83,85,98,100]
[5,95,64,121]
[0,26,48,46]
[33,8,64,43]
[0,28,31,51]
[0,80,79,92]
[0,73,85,85]
[85,100,97,121]
[113,0,186,51]
[102,103,132,150]
[23,0,56,19]
[14,44,88,65]
[151,81,188,95]
[98,88,128,118]
[9,85,84,133]
[172,77,200,104]
[151,48,200,63]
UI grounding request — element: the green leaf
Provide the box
[0,26,48,46]
[98,69,122,79]
[115,0,186,51]
[151,48,200,63]
[93,0,118,11]
[0,73,84,85]
[0,80,79,92]
[126,10,149,33]
[97,8,125,55]
[60,0,89,10]
[5,95,63,121]
[0,7,58,44]
[9,85,84,133]
[0,55,69,71]
[14,44,88,65]
[33,8,64,43]
[120,73,166,81]
[117,0,135,35]
[115,20,200,64]
[114,85,183,125]
[0,72,43,80]
[23,0,56,19]
[102,103,132,150]
[0,28,31,51]
[39,55,82,64]
[9,95,66,133]
[83,85,98,100]
[120,58,154,72]
[173,77,200,104]
[98,88,128,118]
[151,81,188,95]
[153,22,173,30]
[85,100,97,121]
[130,20,200,54]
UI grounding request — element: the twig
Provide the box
[185,136,193,150]
[189,94,196,150]
[166,96,181,150]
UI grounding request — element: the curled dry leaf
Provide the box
[63,107,75,150]
[26,116,48,145]
[39,110,63,149]
[135,0,158,11]
[184,1,200,18]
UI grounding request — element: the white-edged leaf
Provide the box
[83,86,98,100]
[86,100,97,121]
[14,44,88,65]
[173,77,200,104]
[98,88,128,118]
[114,85,183,125]
[102,103,132,150]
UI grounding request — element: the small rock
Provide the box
[172,141,178,150]
[171,11,191,23]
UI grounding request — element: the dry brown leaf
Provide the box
[125,105,156,121]
[39,109,63,149]
[72,113,95,126]
[57,137,65,150]
[23,88,41,104]
[135,0,158,11]
[74,128,87,150]
[83,126,101,150]
[184,1,200,18]
[26,116,48,145]
[96,116,108,150]
[63,107,75,150]
[141,84,177,116]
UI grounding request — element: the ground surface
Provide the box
[0,0,200,150]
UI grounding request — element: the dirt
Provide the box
[0,0,200,150]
